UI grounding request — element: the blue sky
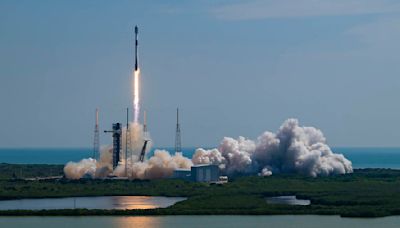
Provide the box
[1,0,400,147]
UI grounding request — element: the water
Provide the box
[335,147,400,168]
[0,215,400,228]
[0,147,400,169]
[0,196,186,210]
[266,196,311,206]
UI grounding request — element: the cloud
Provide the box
[346,16,400,49]
[212,0,400,20]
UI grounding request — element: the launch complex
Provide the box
[91,26,183,176]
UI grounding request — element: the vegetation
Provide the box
[0,163,64,179]
[0,164,400,217]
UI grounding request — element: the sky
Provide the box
[1,0,400,148]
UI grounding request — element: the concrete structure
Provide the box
[191,164,219,182]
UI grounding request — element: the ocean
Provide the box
[0,147,399,168]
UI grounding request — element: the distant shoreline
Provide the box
[1,147,400,169]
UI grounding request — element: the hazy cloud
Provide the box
[213,0,400,20]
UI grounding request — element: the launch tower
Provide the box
[105,123,122,169]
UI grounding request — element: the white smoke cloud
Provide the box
[64,158,97,179]
[192,119,353,177]
[64,123,192,180]
[65,119,352,179]
[64,145,113,179]
[192,148,226,169]
[128,150,193,179]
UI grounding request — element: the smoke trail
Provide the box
[133,69,140,123]
[192,119,353,177]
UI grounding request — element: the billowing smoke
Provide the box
[65,119,352,179]
[128,150,192,179]
[64,145,112,179]
[192,119,353,177]
[64,123,192,180]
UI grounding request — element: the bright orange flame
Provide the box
[133,69,140,123]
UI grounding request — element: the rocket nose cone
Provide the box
[135,26,138,34]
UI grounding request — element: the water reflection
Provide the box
[0,196,187,210]
[266,196,311,205]
[110,196,181,210]
[115,216,160,228]
[2,215,400,228]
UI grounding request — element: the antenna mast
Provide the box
[93,108,100,159]
[143,110,148,138]
[175,108,182,154]
[126,108,132,176]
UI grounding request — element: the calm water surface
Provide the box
[0,196,186,210]
[1,215,400,228]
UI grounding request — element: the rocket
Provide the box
[135,25,139,71]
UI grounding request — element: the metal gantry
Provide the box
[104,123,122,169]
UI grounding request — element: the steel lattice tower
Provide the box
[126,108,132,176]
[175,108,181,154]
[143,110,148,138]
[93,108,100,159]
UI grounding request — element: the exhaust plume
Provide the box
[64,123,192,179]
[133,69,140,123]
[64,119,352,179]
[64,145,113,179]
[192,119,353,177]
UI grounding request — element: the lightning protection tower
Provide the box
[143,110,148,138]
[175,108,182,154]
[93,108,100,159]
[125,108,132,176]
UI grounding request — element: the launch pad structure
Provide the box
[104,123,122,169]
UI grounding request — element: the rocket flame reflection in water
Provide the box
[0,196,186,210]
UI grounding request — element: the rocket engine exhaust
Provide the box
[133,25,140,123]
[133,69,140,123]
